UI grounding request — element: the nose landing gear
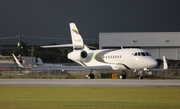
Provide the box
[138,70,143,79]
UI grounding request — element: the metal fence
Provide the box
[0,65,180,79]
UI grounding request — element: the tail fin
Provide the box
[70,23,84,50]
[41,23,86,50]
[12,53,24,68]
[37,57,43,65]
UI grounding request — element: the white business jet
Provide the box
[31,23,167,79]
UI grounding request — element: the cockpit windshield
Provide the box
[133,52,151,56]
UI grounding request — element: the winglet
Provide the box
[12,53,24,68]
[149,56,168,71]
[163,56,168,70]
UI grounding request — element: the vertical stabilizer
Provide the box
[70,23,84,49]
[37,58,43,65]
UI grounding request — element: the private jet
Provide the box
[31,23,168,79]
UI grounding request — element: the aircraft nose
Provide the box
[148,58,158,68]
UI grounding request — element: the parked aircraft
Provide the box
[36,57,63,67]
[32,23,168,79]
[12,53,63,68]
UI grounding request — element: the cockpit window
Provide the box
[145,52,150,56]
[147,52,151,56]
[141,52,146,56]
[138,52,141,56]
[134,52,151,56]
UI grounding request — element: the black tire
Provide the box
[139,76,143,79]
[91,74,95,79]
[120,74,126,79]
[89,74,95,79]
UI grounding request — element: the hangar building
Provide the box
[99,32,180,60]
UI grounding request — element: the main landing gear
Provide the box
[88,73,95,79]
[119,71,127,79]
[87,70,95,79]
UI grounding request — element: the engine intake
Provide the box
[68,50,88,61]
[81,51,87,58]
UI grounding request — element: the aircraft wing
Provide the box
[32,65,112,70]
[149,68,166,71]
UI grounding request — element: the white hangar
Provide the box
[99,32,180,60]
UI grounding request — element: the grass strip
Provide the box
[0,86,180,109]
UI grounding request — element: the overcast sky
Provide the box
[0,0,180,45]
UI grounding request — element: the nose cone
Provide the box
[148,58,158,68]
[133,57,158,69]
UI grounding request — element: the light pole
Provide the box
[31,45,34,67]
[1,42,5,56]
[17,33,23,63]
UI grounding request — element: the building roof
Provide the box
[99,32,180,47]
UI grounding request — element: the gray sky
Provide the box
[0,0,180,45]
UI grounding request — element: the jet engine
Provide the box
[68,50,88,61]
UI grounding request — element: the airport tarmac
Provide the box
[0,79,180,87]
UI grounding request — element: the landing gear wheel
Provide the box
[91,74,94,79]
[139,76,143,79]
[120,74,127,79]
[88,74,95,79]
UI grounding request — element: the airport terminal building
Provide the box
[99,32,180,60]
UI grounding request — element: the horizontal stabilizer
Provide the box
[41,44,82,48]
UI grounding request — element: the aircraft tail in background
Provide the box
[37,57,43,65]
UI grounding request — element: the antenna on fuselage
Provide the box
[121,46,123,49]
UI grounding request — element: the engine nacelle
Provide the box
[68,50,88,61]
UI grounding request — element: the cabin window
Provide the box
[105,55,122,58]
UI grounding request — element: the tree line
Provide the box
[1,41,99,63]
